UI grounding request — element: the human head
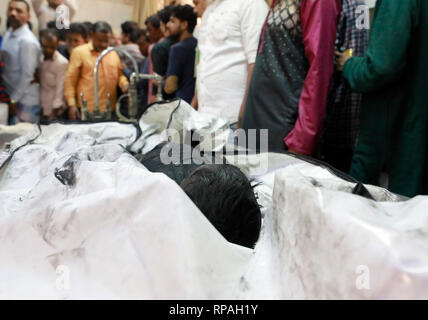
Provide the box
[120,20,140,45]
[157,5,175,38]
[110,32,122,47]
[144,14,163,43]
[193,0,211,18]
[140,144,262,249]
[91,21,112,52]
[66,22,89,53]
[167,5,197,38]
[7,0,30,30]
[136,29,151,57]
[47,20,67,43]
[83,21,94,37]
[40,28,59,59]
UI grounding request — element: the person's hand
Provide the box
[31,69,40,84]
[335,51,352,72]
[68,105,80,121]
[190,95,198,110]
[8,101,18,117]
[121,83,129,93]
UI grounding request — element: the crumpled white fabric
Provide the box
[1,100,427,299]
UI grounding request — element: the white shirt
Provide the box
[40,51,69,116]
[197,0,268,124]
[31,0,78,30]
[2,24,41,106]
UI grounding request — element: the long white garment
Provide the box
[197,0,268,124]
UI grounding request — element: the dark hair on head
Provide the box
[137,29,150,42]
[170,5,198,33]
[140,143,261,249]
[145,14,161,29]
[68,22,89,40]
[83,21,93,34]
[157,5,175,24]
[121,21,140,43]
[46,20,67,42]
[9,0,30,13]
[39,28,59,41]
[92,21,112,34]
[181,164,261,249]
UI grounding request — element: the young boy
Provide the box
[39,29,69,120]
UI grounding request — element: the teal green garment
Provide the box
[343,0,428,197]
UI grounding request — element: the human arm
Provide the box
[64,49,82,119]
[284,0,341,156]
[10,40,40,103]
[342,0,416,93]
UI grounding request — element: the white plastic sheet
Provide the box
[1,100,427,299]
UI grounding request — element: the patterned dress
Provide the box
[242,0,341,154]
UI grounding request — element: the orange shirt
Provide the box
[64,42,128,113]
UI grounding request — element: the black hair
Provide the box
[137,29,150,43]
[68,22,89,40]
[140,143,262,249]
[170,5,197,33]
[82,21,93,34]
[39,28,59,41]
[46,20,67,42]
[157,5,175,25]
[145,14,161,29]
[92,21,112,34]
[120,21,140,43]
[9,0,30,13]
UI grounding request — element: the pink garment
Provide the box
[147,44,154,105]
[284,0,341,155]
[40,51,69,116]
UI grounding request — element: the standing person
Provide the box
[241,0,341,154]
[152,6,177,78]
[65,22,129,120]
[0,17,9,125]
[2,0,41,124]
[320,0,369,173]
[31,0,78,30]
[164,5,198,103]
[196,0,268,127]
[59,22,89,60]
[39,29,68,121]
[190,0,212,109]
[336,0,428,197]
[118,21,144,70]
[144,14,163,105]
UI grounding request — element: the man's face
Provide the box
[41,38,58,59]
[137,35,150,57]
[193,0,209,18]
[145,22,162,43]
[167,16,185,38]
[92,31,110,52]
[7,1,30,30]
[121,32,130,45]
[160,21,170,38]
[47,0,63,9]
[67,32,86,53]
